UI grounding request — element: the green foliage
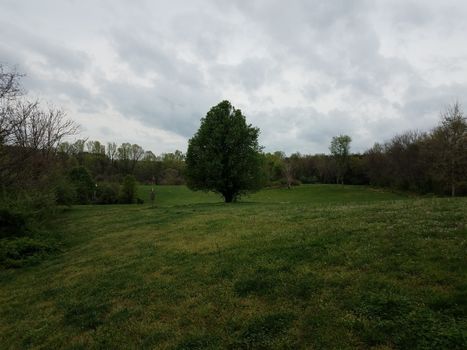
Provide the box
[330,134,352,184]
[69,167,95,204]
[95,183,119,205]
[119,175,137,204]
[186,100,263,202]
[54,177,76,206]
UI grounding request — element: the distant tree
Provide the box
[313,154,334,183]
[364,143,389,187]
[130,144,144,172]
[386,131,428,191]
[73,139,86,154]
[329,135,352,184]
[117,142,132,173]
[263,151,285,184]
[0,65,23,144]
[86,140,105,155]
[135,151,163,184]
[431,102,467,196]
[0,64,22,100]
[57,141,73,155]
[143,150,157,162]
[283,158,294,189]
[106,142,117,164]
[5,100,78,156]
[186,100,263,202]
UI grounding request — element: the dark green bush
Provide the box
[69,167,95,204]
[55,177,76,206]
[95,183,119,204]
[119,175,137,204]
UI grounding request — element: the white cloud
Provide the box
[1,0,467,154]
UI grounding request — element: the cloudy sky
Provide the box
[1,0,467,154]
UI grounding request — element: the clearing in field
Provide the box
[0,185,466,349]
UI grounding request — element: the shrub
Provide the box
[69,167,95,204]
[95,183,119,204]
[119,175,137,204]
[55,177,76,206]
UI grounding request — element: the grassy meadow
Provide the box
[0,185,466,349]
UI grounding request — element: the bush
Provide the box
[119,175,137,204]
[55,177,76,206]
[95,183,119,204]
[69,167,95,204]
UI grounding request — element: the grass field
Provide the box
[0,185,466,349]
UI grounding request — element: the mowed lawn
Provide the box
[0,185,466,349]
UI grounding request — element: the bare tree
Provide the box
[86,140,105,155]
[107,142,117,164]
[0,64,23,100]
[73,139,86,154]
[0,65,24,144]
[130,144,144,172]
[9,100,78,155]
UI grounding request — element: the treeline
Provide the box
[57,140,185,185]
[262,151,368,187]
[262,104,467,196]
[365,105,466,196]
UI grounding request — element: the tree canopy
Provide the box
[185,100,263,202]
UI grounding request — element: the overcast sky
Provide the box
[1,0,467,154]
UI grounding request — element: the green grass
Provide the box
[0,185,466,349]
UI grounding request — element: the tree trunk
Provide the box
[451,183,456,197]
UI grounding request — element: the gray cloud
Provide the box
[1,0,467,154]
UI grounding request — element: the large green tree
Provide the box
[186,100,263,202]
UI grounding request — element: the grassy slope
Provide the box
[0,185,466,349]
